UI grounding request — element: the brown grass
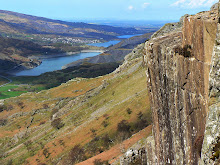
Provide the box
[77,125,152,165]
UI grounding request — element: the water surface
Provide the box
[117,34,142,38]
[13,34,143,76]
[13,52,100,76]
[88,34,142,47]
[87,40,120,47]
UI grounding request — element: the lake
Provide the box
[13,34,142,76]
[13,52,101,76]
[88,34,142,47]
[87,40,120,47]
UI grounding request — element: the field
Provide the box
[0,85,25,99]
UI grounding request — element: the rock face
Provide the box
[211,3,218,11]
[143,4,219,165]
[201,4,220,165]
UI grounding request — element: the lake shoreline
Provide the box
[8,51,102,76]
[29,49,104,60]
[9,34,144,76]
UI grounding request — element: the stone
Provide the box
[143,5,219,165]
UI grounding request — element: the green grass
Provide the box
[0,85,28,99]
[0,62,119,100]
[0,76,48,100]
[0,85,18,92]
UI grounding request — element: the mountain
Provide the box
[0,3,219,165]
[0,10,140,43]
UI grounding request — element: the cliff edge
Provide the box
[143,3,219,165]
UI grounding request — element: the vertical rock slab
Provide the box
[144,8,218,165]
[201,2,220,165]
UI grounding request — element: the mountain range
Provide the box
[0,10,143,43]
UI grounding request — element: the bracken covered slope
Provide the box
[0,44,153,165]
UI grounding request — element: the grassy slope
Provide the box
[0,62,119,100]
[0,45,151,165]
[77,125,152,165]
[0,85,26,99]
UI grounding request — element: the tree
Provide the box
[51,118,64,129]
[117,120,131,141]
[67,145,86,164]
[93,159,110,165]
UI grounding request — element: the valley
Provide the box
[0,44,152,165]
[0,1,219,165]
[0,32,153,100]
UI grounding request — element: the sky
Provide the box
[0,0,218,21]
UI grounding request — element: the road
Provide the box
[0,75,12,87]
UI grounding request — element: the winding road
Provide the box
[0,75,12,87]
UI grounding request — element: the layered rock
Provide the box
[201,4,220,165]
[144,5,219,165]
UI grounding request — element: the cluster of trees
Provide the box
[16,62,120,89]
[61,110,152,164]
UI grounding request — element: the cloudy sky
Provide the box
[0,0,218,21]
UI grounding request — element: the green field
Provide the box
[0,62,119,100]
[0,85,28,99]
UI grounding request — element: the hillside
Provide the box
[0,36,63,72]
[0,10,142,44]
[0,44,153,165]
[0,3,219,165]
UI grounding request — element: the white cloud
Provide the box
[171,0,218,8]
[143,2,150,8]
[172,0,186,6]
[128,5,134,10]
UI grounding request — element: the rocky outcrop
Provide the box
[200,4,220,165]
[211,3,218,11]
[118,135,156,165]
[144,4,219,165]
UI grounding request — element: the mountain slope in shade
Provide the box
[0,36,62,72]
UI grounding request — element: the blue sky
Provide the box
[0,0,218,21]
